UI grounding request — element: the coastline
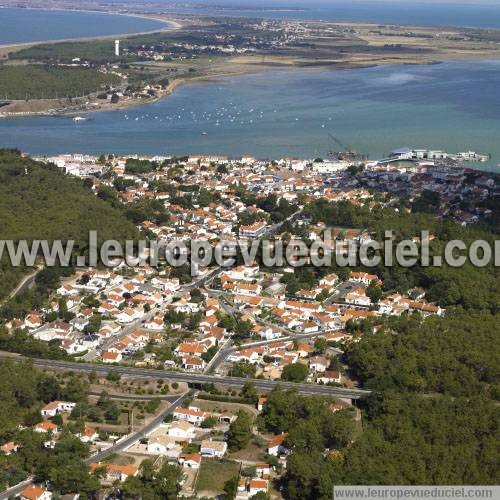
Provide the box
[0,7,181,53]
[0,55,493,120]
[2,8,500,119]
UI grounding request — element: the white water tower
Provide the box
[114,40,120,56]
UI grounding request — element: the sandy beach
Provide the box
[0,8,181,58]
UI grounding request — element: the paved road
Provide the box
[0,389,195,500]
[1,265,43,305]
[0,354,370,399]
[86,389,195,463]
[82,268,223,362]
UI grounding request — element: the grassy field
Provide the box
[0,65,120,99]
[196,459,241,496]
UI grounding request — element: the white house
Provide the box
[316,370,342,384]
[249,478,269,496]
[168,420,196,441]
[178,452,201,469]
[267,433,289,456]
[41,401,76,418]
[200,439,227,458]
[116,308,143,324]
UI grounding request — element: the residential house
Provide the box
[101,352,122,363]
[200,439,227,458]
[34,421,59,434]
[89,463,139,483]
[172,407,209,426]
[168,420,196,441]
[316,370,342,384]
[249,479,269,496]
[20,485,52,500]
[77,425,99,443]
[178,452,201,469]
[267,433,289,456]
[41,401,76,417]
[309,356,329,373]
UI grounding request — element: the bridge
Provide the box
[0,354,372,400]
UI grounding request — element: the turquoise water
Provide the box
[1,60,500,171]
[0,8,167,45]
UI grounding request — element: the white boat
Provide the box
[73,116,88,122]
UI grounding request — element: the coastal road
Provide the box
[0,354,371,400]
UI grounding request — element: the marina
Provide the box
[1,61,500,172]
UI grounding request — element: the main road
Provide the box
[0,354,371,400]
[0,387,195,500]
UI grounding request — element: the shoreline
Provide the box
[0,7,181,51]
[0,56,489,120]
[2,8,500,119]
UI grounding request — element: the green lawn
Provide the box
[196,459,240,496]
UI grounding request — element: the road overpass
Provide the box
[0,354,371,400]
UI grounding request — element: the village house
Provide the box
[249,478,269,496]
[178,452,202,469]
[0,442,19,455]
[173,407,209,426]
[34,421,59,434]
[200,439,228,458]
[267,433,289,456]
[41,401,76,418]
[147,435,182,457]
[309,355,329,373]
[317,370,342,384]
[101,351,122,363]
[168,420,197,441]
[89,463,139,483]
[20,485,52,500]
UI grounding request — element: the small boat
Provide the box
[201,131,208,136]
[73,116,88,122]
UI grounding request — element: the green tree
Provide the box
[281,363,309,382]
[227,410,253,451]
[366,280,382,304]
[223,476,239,500]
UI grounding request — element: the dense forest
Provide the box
[0,65,120,100]
[261,199,500,498]
[0,149,138,311]
[0,360,100,493]
[262,308,500,499]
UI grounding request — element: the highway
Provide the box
[0,354,371,400]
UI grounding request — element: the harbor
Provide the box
[1,61,500,172]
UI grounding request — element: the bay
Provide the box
[1,60,500,172]
[0,7,167,45]
[165,0,500,29]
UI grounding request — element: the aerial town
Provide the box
[0,146,497,498]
